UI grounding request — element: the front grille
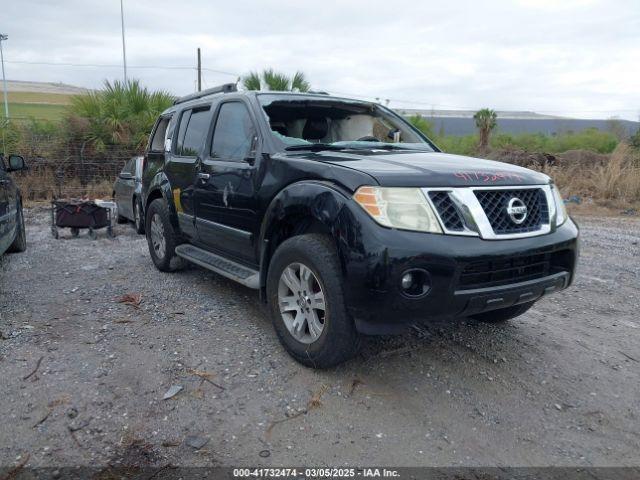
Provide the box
[458,253,551,290]
[474,188,549,234]
[428,191,464,231]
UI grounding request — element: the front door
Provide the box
[115,158,135,219]
[195,100,261,265]
[164,106,211,241]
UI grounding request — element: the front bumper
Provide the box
[336,206,579,334]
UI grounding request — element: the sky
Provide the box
[2,0,639,120]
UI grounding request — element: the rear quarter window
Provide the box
[175,107,211,157]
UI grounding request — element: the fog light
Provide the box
[401,273,414,290]
[399,268,431,298]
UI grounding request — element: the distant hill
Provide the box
[4,80,89,121]
[398,108,640,136]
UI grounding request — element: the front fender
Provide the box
[144,171,180,232]
[258,180,356,286]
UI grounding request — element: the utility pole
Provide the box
[0,34,9,119]
[197,48,202,92]
[120,0,128,83]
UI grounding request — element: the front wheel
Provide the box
[7,203,27,253]
[267,234,360,368]
[145,199,184,272]
[470,302,535,323]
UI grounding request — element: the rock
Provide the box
[184,435,209,449]
[163,385,183,400]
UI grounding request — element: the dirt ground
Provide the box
[1,208,639,469]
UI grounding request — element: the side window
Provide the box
[179,107,211,157]
[211,102,256,162]
[175,110,191,156]
[150,116,171,151]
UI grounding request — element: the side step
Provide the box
[175,244,260,289]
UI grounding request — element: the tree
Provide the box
[242,69,311,92]
[68,79,174,153]
[473,108,498,150]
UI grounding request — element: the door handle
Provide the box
[197,172,210,180]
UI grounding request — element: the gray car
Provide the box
[113,156,144,234]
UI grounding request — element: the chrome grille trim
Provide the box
[422,185,556,240]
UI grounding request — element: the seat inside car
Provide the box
[302,117,329,142]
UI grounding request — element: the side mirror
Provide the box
[119,172,134,180]
[7,155,26,172]
[244,135,258,165]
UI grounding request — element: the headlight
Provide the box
[353,186,443,233]
[551,185,567,226]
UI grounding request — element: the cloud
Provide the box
[2,0,639,120]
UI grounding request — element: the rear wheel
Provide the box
[133,198,145,234]
[267,234,360,368]
[7,203,27,253]
[471,302,534,323]
[145,199,183,272]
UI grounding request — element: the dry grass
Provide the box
[13,144,640,214]
[541,144,640,209]
[15,168,113,204]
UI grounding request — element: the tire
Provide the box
[145,198,184,272]
[471,301,534,323]
[70,227,80,237]
[7,203,27,253]
[266,234,360,368]
[133,198,145,234]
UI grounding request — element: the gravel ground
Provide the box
[1,208,639,469]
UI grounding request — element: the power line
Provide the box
[4,60,637,116]
[6,60,239,77]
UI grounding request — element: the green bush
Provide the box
[432,128,619,156]
[408,115,436,139]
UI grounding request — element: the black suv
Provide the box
[0,154,27,256]
[141,84,578,368]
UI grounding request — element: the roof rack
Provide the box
[173,83,237,105]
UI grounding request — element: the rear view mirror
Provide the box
[7,154,26,172]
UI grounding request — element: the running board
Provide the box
[175,244,260,289]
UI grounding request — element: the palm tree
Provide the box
[242,69,311,92]
[69,79,174,153]
[474,108,498,150]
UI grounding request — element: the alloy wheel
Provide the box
[277,262,326,344]
[150,213,166,259]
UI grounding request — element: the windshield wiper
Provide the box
[285,143,350,152]
[359,143,424,151]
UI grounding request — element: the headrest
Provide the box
[302,117,329,140]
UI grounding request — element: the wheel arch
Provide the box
[258,181,354,299]
[144,172,180,232]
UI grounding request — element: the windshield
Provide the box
[258,94,435,152]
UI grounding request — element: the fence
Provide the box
[2,118,138,202]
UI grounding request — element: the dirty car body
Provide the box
[141,85,578,366]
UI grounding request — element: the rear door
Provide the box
[164,105,211,240]
[195,100,261,264]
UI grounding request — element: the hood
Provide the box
[303,150,550,187]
